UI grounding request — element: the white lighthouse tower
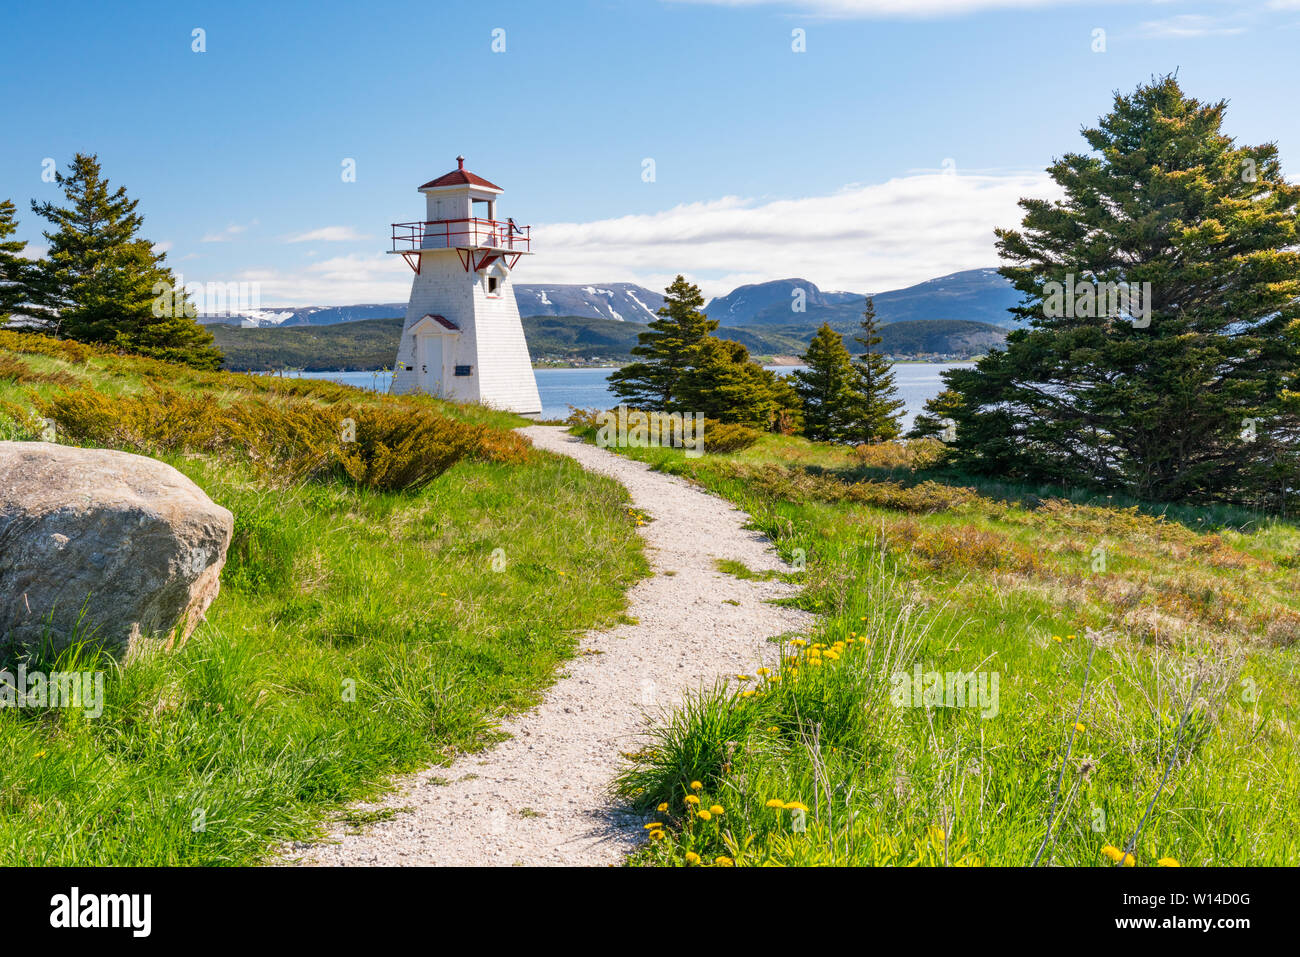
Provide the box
[388,157,541,414]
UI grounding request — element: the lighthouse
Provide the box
[388,157,541,414]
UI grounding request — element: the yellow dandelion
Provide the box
[1101,845,1135,866]
[767,726,780,733]
[784,801,809,812]
[649,829,666,841]
[1067,634,1076,640]
[644,822,662,830]
[740,690,756,698]
[756,667,770,677]
[1157,857,1180,867]
[709,805,724,816]
[714,856,735,867]
[1052,635,1063,643]
[765,799,785,809]
[685,852,700,865]
[1074,722,1086,733]
[697,809,712,821]
[690,780,703,791]
[685,794,700,806]
[737,674,752,682]
[657,802,669,813]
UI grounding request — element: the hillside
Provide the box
[211,313,1002,371]
[706,269,1023,329]
[514,283,664,322]
[212,317,404,370]
[0,331,646,865]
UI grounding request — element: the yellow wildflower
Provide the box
[1157,857,1180,867]
[657,802,669,813]
[685,795,700,806]
[765,799,785,809]
[714,856,734,867]
[697,810,712,821]
[1074,722,1086,733]
[784,801,809,812]
[690,780,703,791]
[709,805,724,816]
[685,852,700,865]
[1101,845,1135,866]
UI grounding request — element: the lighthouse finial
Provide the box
[457,155,465,170]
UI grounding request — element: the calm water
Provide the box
[269,363,971,431]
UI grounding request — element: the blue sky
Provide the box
[2,0,1298,306]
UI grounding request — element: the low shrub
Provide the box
[0,353,80,387]
[703,420,759,454]
[852,437,947,471]
[32,383,530,492]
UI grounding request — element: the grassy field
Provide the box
[567,424,1300,867]
[0,333,647,865]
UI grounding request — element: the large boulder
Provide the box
[0,441,233,659]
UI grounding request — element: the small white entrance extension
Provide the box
[388,157,541,415]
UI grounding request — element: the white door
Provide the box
[418,334,444,395]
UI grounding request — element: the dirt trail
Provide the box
[293,425,811,866]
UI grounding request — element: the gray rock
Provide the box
[0,442,233,659]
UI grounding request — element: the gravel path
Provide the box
[292,426,813,867]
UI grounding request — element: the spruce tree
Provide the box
[609,275,717,408]
[793,323,858,441]
[676,337,796,427]
[31,153,222,369]
[0,199,41,326]
[941,76,1300,505]
[847,297,904,443]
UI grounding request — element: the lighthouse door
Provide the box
[417,333,444,395]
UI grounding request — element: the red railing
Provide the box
[391,218,531,253]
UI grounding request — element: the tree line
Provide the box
[0,153,221,369]
[609,276,906,444]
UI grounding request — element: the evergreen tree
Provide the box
[793,323,858,441]
[0,199,45,327]
[676,337,797,427]
[31,153,222,369]
[909,388,962,441]
[609,275,717,408]
[846,297,904,443]
[941,76,1300,506]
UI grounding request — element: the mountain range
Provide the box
[198,268,1022,330]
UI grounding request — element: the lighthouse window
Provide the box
[486,276,500,296]
[454,365,473,377]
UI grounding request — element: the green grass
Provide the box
[581,429,1300,867]
[0,335,648,864]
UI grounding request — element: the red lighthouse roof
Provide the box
[419,155,502,191]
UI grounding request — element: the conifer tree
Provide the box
[31,153,222,369]
[940,76,1300,505]
[609,275,717,408]
[846,297,904,443]
[676,336,797,427]
[0,199,41,326]
[793,323,858,441]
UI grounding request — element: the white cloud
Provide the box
[667,0,1135,18]
[201,221,255,243]
[529,169,1057,297]
[1137,13,1248,37]
[213,169,1056,306]
[283,225,372,243]
[230,254,411,307]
